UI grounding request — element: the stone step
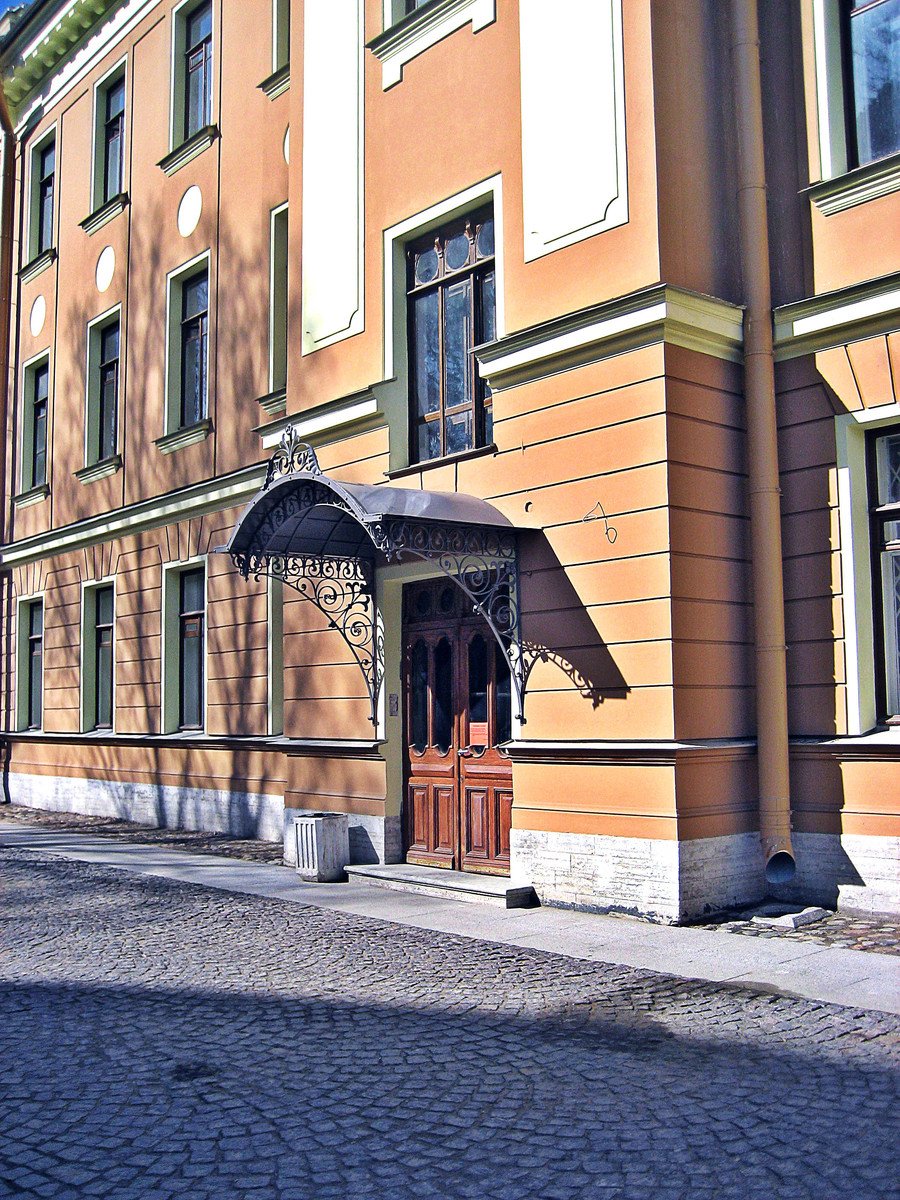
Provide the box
[345,863,538,909]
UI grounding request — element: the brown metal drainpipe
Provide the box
[730,0,795,885]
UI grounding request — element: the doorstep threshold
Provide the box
[345,862,537,909]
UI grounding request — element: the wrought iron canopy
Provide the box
[222,427,525,726]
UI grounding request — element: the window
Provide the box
[843,0,900,167]
[178,568,205,729]
[270,205,288,394]
[870,428,900,720]
[183,1,212,140]
[22,600,43,731]
[83,585,114,731]
[97,319,120,462]
[29,135,55,259]
[273,0,290,71]
[406,208,495,463]
[21,359,49,493]
[100,73,125,204]
[180,270,208,427]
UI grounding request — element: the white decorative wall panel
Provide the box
[519,0,627,261]
[301,0,364,354]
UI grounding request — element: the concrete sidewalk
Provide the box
[3,819,898,1015]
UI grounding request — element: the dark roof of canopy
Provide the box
[224,470,516,563]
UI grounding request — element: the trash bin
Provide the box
[293,813,350,882]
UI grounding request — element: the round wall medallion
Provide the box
[96,246,116,293]
[177,185,203,237]
[29,295,46,338]
[283,126,290,164]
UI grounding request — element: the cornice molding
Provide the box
[74,454,122,484]
[808,153,900,217]
[475,284,745,392]
[153,418,211,455]
[255,386,287,418]
[258,64,289,100]
[506,739,756,766]
[257,388,381,449]
[1,463,266,568]
[12,483,50,510]
[366,0,495,89]
[157,125,219,177]
[19,247,56,285]
[774,271,900,359]
[79,191,129,236]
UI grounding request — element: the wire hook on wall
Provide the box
[582,500,618,544]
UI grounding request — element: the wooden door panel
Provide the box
[434,784,456,857]
[497,787,513,861]
[464,787,489,859]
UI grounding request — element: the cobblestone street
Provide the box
[1,845,898,1200]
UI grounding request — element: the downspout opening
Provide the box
[765,850,797,885]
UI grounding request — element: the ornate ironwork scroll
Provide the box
[264,425,322,488]
[375,518,527,721]
[233,549,383,726]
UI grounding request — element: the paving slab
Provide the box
[1,820,898,1015]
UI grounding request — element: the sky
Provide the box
[0,0,27,15]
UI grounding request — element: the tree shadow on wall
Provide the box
[517,530,629,715]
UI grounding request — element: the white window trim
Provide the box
[80,576,117,733]
[161,555,207,734]
[25,122,57,262]
[811,0,848,181]
[164,248,211,435]
[168,0,216,151]
[267,574,284,736]
[84,303,122,467]
[381,175,503,470]
[376,0,496,89]
[19,348,51,495]
[15,590,45,732]
[835,402,900,734]
[90,57,128,212]
[269,202,289,393]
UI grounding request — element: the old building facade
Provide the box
[0,0,897,919]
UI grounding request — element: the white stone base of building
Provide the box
[282,807,402,868]
[7,771,284,844]
[772,832,899,916]
[511,827,900,920]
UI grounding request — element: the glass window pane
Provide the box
[181,569,204,613]
[444,232,470,272]
[479,269,496,344]
[187,60,206,136]
[411,640,428,752]
[96,638,113,727]
[433,638,453,754]
[849,1,900,165]
[443,277,472,414]
[417,420,440,463]
[445,409,472,456]
[412,289,440,420]
[876,432,900,506]
[468,635,488,732]
[476,217,494,259]
[882,550,900,717]
[35,365,49,401]
[32,399,47,487]
[30,602,43,637]
[183,273,208,320]
[187,1,212,47]
[101,323,119,364]
[107,78,125,120]
[96,585,114,626]
[180,629,202,727]
[414,248,439,285]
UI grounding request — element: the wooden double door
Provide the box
[403,579,513,875]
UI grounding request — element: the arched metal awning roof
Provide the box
[224,447,515,565]
[221,428,525,725]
